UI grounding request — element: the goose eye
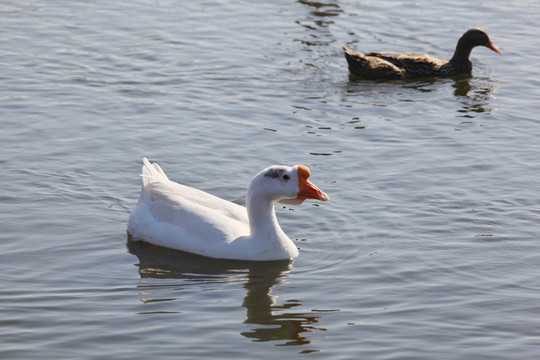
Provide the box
[283,174,290,181]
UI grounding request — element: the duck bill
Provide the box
[486,42,502,54]
[297,179,330,202]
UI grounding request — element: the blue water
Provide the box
[1,0,539,359]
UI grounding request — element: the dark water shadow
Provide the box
[451,75,498,117]
[127,239,326,347]
[297,0,342,26]
[343,73,497,116]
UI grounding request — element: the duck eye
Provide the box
[283,174,290,181]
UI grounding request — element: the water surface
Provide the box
[1,0,539,359]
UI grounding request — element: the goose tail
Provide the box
[141,158,169,186]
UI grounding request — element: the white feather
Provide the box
[128,158,328,261]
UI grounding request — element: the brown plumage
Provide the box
[343,28,502,79]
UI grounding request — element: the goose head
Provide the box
[247,165,330,206]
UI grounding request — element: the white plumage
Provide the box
[128,158,329,261]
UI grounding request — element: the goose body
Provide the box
[127,159,329,261]
[343,28,501,79]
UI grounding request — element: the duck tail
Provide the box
[141,158,169,185]
[342,45,352,54]
[342,45,365,64]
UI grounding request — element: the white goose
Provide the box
[127,158,330,261]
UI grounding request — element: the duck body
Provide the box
[127,159,329,261]
[343,28,501,79]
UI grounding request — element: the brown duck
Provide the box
[343,28,502,79]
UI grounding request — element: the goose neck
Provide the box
[246,192,282,239]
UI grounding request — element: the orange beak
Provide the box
[296,165,330,202]
[486,42,502,54]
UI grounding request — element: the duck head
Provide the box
[455,28,502,60]
[248,165,330,206]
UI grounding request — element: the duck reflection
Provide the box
[127,239,325,345]
[452,75,497,116]
[298,0,341,19]
[344,74,497,116]
[295,0,342,47]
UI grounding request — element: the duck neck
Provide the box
[246,193,286,242]
[450,37,473,62]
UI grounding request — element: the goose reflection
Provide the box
[127,239,325,346]
[240,262,324,345]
